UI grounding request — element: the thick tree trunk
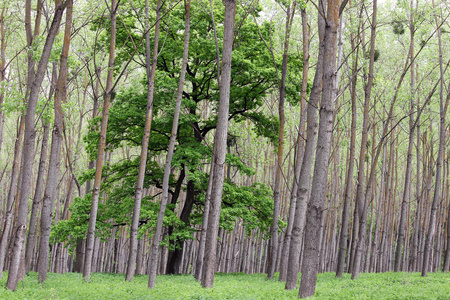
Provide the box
[126,0,162,281]
[83,0,117,281]
[285,0,326,290]
[6,1,66,290]
[298,0,339,297]
[200,0,236,288]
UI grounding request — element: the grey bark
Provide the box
[298,0,339,297]
[395,2,416,272]
[147,0,190,287]
[0,117,24,279]
[200,0,236,288]
[278,7,309,283]
[422,0,448,276]
[126,0,162,281]
[37,0,73,282]
[25,111,51,273]
[285,0,326,290]
[268,2,295,281]
[336,19,359,278]
[83,0,117,281]
[6,1,66,290]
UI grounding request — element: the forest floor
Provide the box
[0,271,448,299]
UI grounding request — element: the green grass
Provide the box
[0,271,448,299]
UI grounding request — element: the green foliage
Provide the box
[69,0,285,250]
[1,272,449,299]
[220,181,273,234]
[392,21,405,35]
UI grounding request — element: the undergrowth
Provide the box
[0,271,448,299]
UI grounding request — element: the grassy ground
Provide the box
[0,271,448,299]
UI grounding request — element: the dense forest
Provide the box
[0,0,449,298]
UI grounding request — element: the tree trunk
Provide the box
[6,1,66,290]
[83,0,117,281]
[336,18,359,278]
[37,0,73,282]
[395,3,416,272]
[126,0,162,281]
[423,0,448,276]
[285,0,326,290]
[25,111,51,273]
[298,0,339,297]
[278,7,309,283]
[147,0,190,285]
[0,117,24,279]
[268,2,295,281]
[200,0,236,288]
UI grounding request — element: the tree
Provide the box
[83,0,117,281]
[6,0,67,290]
[201,0,236,288]
[148,0,191,287]
[285,0,325,290]
[298,0,340,296]
[422,0,448,277]
[268,0,296,281]
[126,0,162,282]
[37,0,73,283]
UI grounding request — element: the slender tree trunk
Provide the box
[442,194,450,271]
[200,0,236,288]
[37,0,73,282]
[83,0,117,281]
[0,117,24,279]
[268,2,295,281]
[147,4,191,286]
[6,1,66,291]
[194,162,214,281]
[279,7,309,282]
[395,3,416,272]
[351,0,378,280]
[298,0,339,297]
[25,112,51,273]
[126,0,162,281]
[336,21,359,278]
[0,6,6,156]
[423,1,448,276]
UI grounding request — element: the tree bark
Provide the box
[37,0,73,282]
[298,0,339,297]
[147,3,191,284]
[83,0,117,281]
[285,0,326,290]
[336,17,360,278]
[268,2,295,281]
[0,117,24,279]
[200,0,236,288]
[422,0,448,276]
[126,0,162,281]
[6,1,66,290]
[395,2,416,272]
[279,6,309,282]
